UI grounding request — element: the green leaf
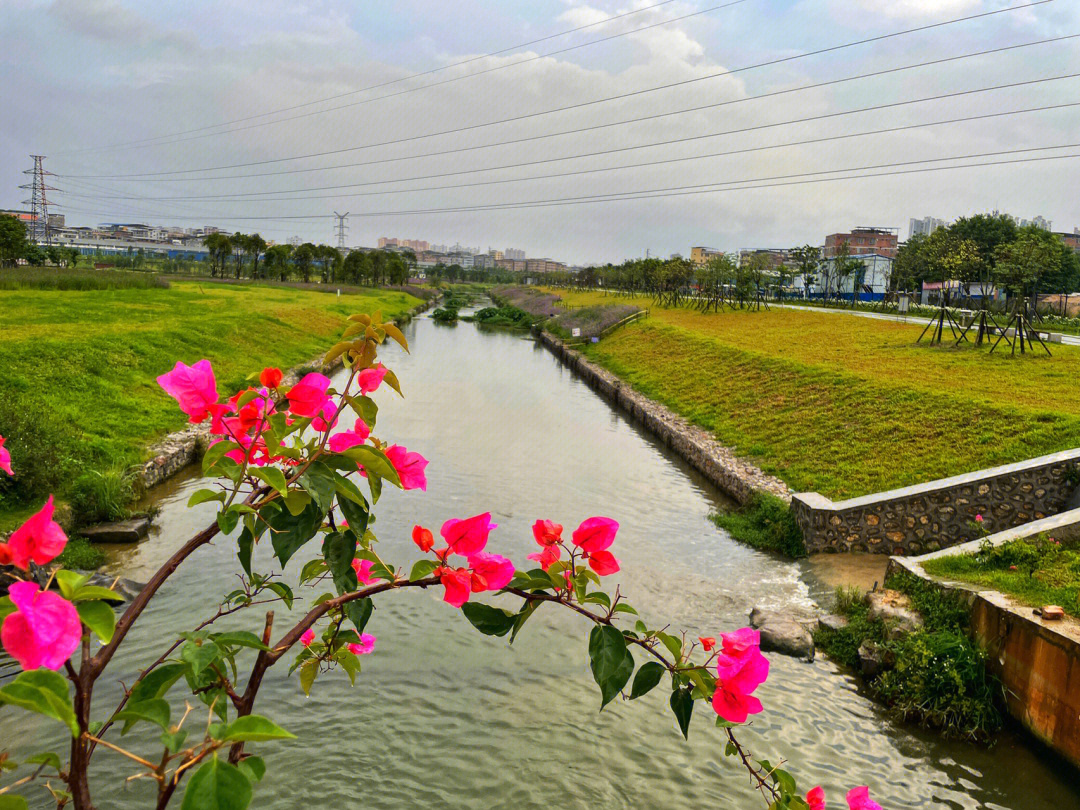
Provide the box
[773,768,798,798]
[613,603,638,615]
[237,524,255,577]
[282,490,312,516]
[657,631,683,663]
[0,596,14,624]
[237,756,266,784]
[76,600,116,643]
[250,467,288,496]
[298,660,318,696]
[510,599,539,644]
[670,687,695,739]
[161,729,189,754]
[337,494,370,537]
[322,531,358,595]
[299,558,328,583]
[114,698,171,733]
[180,755,252,810]
[188,488,226,508]
[267,500,323,568]
[181,638,222,675]
[70,585,125,604]
[0,796,30,810]
[0,670,78,737]
[212,631,270,651]
[202,440,240,474]
[343,597,373,634]
[581,592,611,608]
[266,582,294,609]
[24,751,63,772]
[221,715,296,742]
[344,394,378,426]
[129,663,187,705]
[299,462,338,511]
[55,570,88,600]
[409,559,439,582]
[335,649,362,685]
[461,602,516,637]
[630,661,666,699]
[588,625,633,709]
[217,509,239,536]
[342,446,401,488]
[333,472,368,507]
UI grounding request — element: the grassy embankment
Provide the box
[923,533,1080,617]
[539,288,1080,555]
[0,278,423,531]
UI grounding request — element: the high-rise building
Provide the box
[504,248,526,261]
[908,217,946,239]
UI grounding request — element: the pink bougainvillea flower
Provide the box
[311,399,341,433]
[1,581,81,671]
[0,435,12,477]
[0,496,67,570]
[385,445,428,491]
[975,514,984,523]
[351,558,376,585]
[286,372,332,418]
[532,519,563,546]
[348,633,376,656]
[711,627,770,723]
[846,787,882,810]
[699,637,717,653]
[571,516,619,553]
[328,419,370,453]
[806,786,826,810]
[260,367,283,389]
[356,363,388,394]
[584,549,620,576]
[300,629,315,647]
[157,359,220,423]
[527,544,561,571]
[440,513,497,556]
[412,525,434,552]
[468,552,515,593]
[438,566,473,608]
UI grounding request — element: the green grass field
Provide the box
[0,280,422,527]
[547,289,1080,499]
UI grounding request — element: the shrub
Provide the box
[710,492,806,557]
[68,468,136,526]
[467,306,534,328]
[53,535,107,570]
[0,395,80,505]
[431,307,459,323]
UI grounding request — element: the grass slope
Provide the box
[0,281,421,523]
[549,292,1080,499]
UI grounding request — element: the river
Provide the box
[3,312,1078,809]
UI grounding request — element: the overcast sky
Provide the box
[2,0,1078,264]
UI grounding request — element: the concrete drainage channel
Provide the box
[887,509,1080,770]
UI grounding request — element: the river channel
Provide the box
[3,311,1078,809]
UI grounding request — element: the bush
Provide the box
[431,307,459,323]
[0,267,168,291]
[467,306,534,328]
[54,535,107,570]
[69,468,136,526]
[0,395,81,506]
[710,492,806,557]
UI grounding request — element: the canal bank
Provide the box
[3,313,1078,809]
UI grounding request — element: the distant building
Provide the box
[908,216,946,239]
[496,258,526,272]
[824,227,898,259]
[793,254,894,300]
[377,237,398,248]
[525,258,566,274]
[738,248,797,270]
[1054,231,1080,254]
[473,253,495,270]
[504,248,526,261]
[689,246,722,266]
[488,248,504,260]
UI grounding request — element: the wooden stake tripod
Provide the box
[917,295,966,345]
[954,306,1004,347]
[989,299,1052,356]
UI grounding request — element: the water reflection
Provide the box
[2,313,1077,809]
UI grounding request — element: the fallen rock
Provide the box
[816,613,849,633]
[857,640,894,678]
[865,589,923,636]
[81,518,150,544]
[83,573,146,601]
[749,607,815,660]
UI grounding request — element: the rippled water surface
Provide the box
[4,314,1079,809]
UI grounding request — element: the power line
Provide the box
[74,144,1077,221]
[52,0,689,155]
[58,0,753,156]
[67,34,1077,185]
[69,75,1080,202]
[63,1,1052,179]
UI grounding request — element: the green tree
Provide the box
[67,248,80,268]
[203,233,231,278]
[245,233,267,279]
[993,230,1058,299]
[948,213,1017,272]
[264,243,293,281]
[0,216,29,266]
[293,242,316,282]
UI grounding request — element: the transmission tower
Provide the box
[333,211,349,250]
[20,155,59,245]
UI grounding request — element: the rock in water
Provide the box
[816,614,849,633]
[857,640,894,678]
[864,590,923,636]
[81,518,151,544]
[749,607,815,660]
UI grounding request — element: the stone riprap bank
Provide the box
[793,448,1080,554]
[537,332,791,505]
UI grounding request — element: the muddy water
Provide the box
[3,313,1077,809]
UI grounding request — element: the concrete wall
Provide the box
[792,449,1080,554]
[887,509,1080,770]
[537,331,791,505]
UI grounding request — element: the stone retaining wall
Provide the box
[792,449,1080,554]
[887,511,1080,770]
[140,297,436,491]
[537,331,791,505]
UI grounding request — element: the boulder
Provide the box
[749,607,815,661]
[83,573,145,601]
[816,613,849,634]
[857,640,894,678]
[81,517,150,544]
[865,589,923,636]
